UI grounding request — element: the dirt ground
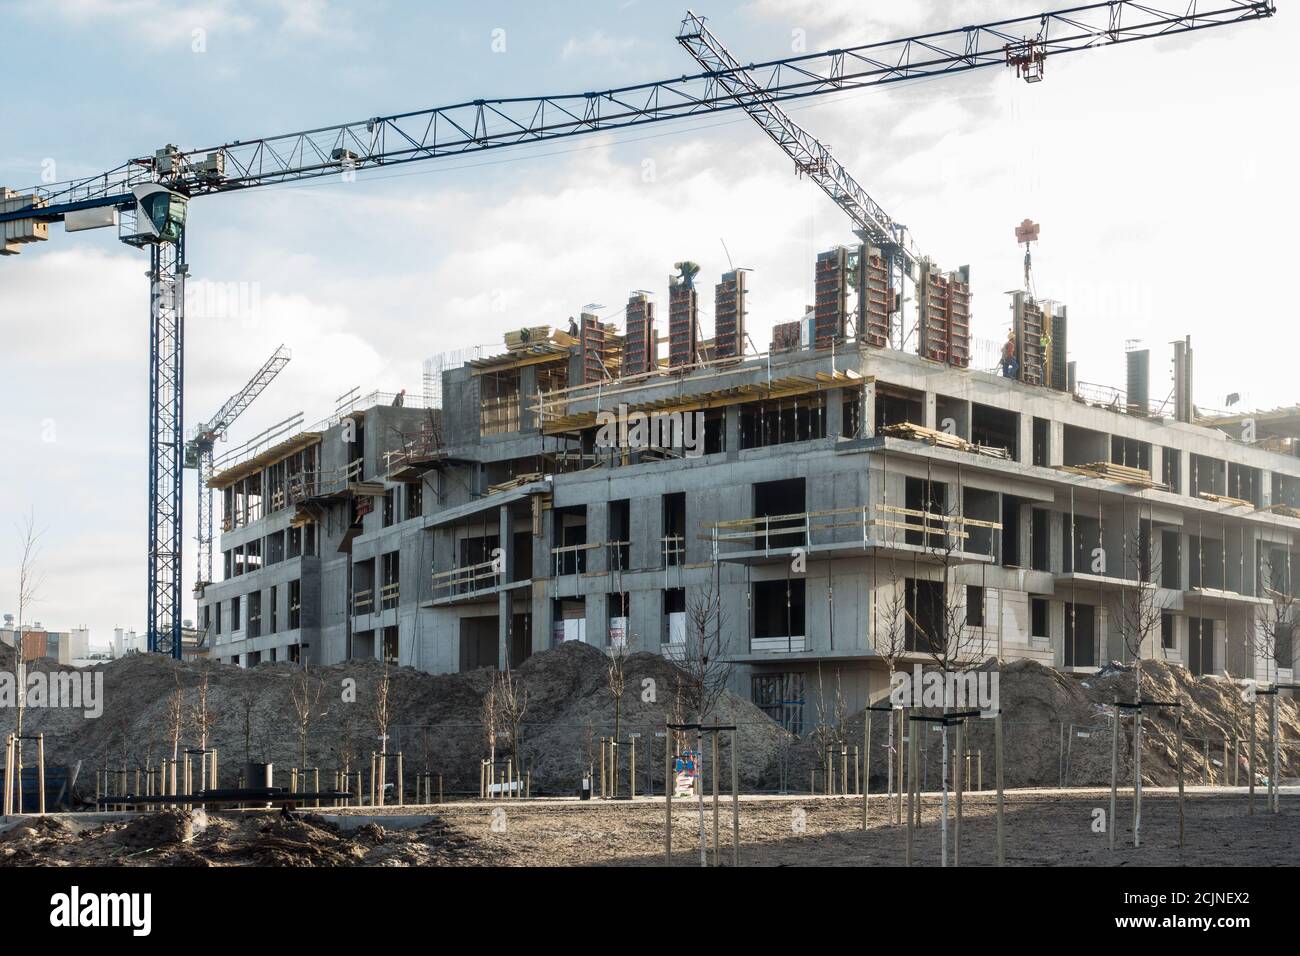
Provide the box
[2,789,1295,866]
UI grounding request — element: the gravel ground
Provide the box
[336,787,1300,867]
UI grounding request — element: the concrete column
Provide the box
[1049,422,1065,467]
[827,388,843,440]
[1018,414,1034,466]
[725,405,741,454]
[923,392,937,430]
[587,502,609,574]
[861,381,876,438]
[519,366,538,432]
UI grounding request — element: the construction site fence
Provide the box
[56,714,1300,806]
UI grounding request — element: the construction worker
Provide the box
[1040,327,1053,382]
[391,388,405,407]
[1000,331,1020,380]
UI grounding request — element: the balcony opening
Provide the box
[552,596,586,644]
[1032,417,1050,467]
[1030,596,1049,640]
[1030,507,1050,571]
[458,616,499,671]
[752,672,805,734]
[608,499,631,571]
[1063,424,1109,467]
[963,488,997,558]
[1227,462,1262,506]
[1062,513,1101,574]
[753,478,807,550]
[553,505,588,575]
[663,588,686,645]
[738,394,827,449]
[905,477,947,548]
[1189,535,1225,590]
[1189,455,1226,497]
[269,585,278,634]
[1161,612,1176,651]
[382,625,399,664]
[875,383,924,432]
[289,579,301,630]
[381,551,400,610]
[904,578,943,653]
[1110,435,1151,473]
[1064,602,1095,667]
[608,592,629,648]
[753,578,806,652]
[1188,617,1215,675]
[971,403,1018,459]
[1161,530,1181,589]
[510,612,532,668]
[247,591,262,639]
[662,493,686,567]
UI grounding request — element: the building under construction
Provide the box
[196,253,1300,721]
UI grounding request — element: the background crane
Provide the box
[0,0,1274,658]
[184,345,292,614]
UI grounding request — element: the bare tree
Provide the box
[1257,548,1297,686]
[164,678,185,793]
[235,685,257,765]
[873,561,910,803]
[12,509,45,788]
[371,665,394,804]
[673,580,733,724]
[481,675,500,779]
[606,638,631,742]
[289,663,325,772]
[189,667,220,787]
[494,667,529,774]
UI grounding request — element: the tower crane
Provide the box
[675,1,1273,346]
[185,345,292,610]
[0,0,1273,658]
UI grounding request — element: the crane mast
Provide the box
[0,0,1274,658]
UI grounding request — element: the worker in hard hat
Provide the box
[1040,328,1052,381]
[1000,331,1020,380]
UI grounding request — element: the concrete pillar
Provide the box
[519,366,538,432]
[1018,414,1034,466]
[923,392,937,431]
[587,502,609,574]
[827,388,843,440]
[1049,422,1065,467]
[861,381,876,438]
[725,405,741,454]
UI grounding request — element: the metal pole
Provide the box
[1176,705,1185,849]
[1109,699,1118,852]
[730,729,740,869]
[1249,697,1256,815]
[863,709,871,830]
[996,711,1005,867]
[906,716,917,867]
[711,731,720,867]
[664,729,673,862]
[954,720,963,867]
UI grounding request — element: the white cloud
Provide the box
[561,29,643,61]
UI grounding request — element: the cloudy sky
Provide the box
[0,0,1295,645]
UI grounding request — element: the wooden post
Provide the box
[730,729,740,869]
[863,709,871,830]
[1202,738,1210,787]
[599,737,607,799]
[378,752,387,808]
[1249,696,1256,815]
[439,774,444,804]
[4,735,13,816]
[954,720,964,867]
[1176,703,1185,849]
[526,770,531,800]
[664,731,673,862]
[1109,697,1118,852]
[906,715,917,867]
[211,750,219,793]
[629,737,636,800]
[995,711,1005,867]
[711,731,720,867]
[397,753,404,807]
[1222,740,1229,788]
[370,753,377,806]
[35,738,45,816]
[897,708,905,825]
[1270,692,1279,815]
[841,745,848,799]
[314,768,321,809]
[853,746,860,797]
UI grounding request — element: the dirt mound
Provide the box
[8,640,793,797]
[785,657,1298,791]
[114,808,198,848]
